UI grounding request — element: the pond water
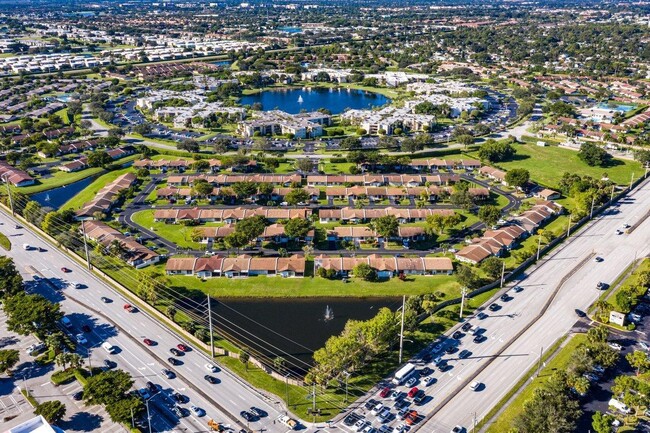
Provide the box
[597,102,635,112]
[239,87,390,114]
[211,60,232,67]
[211,296,401,375]
[278,26,303,34]
[31,175,98,209]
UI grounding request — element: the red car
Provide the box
[407,387,419,398]
[123,304,137,313]
[61,267,71,273]
[177,343,189,352]
[143,338,155,346]
[379,387,391,398]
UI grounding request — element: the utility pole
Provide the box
[207,295,215,358]
[566,214,572,237]
[88,349,92,376]
[285,373,290,409]
[312,384,317,424]
[2,174,14,216]
[131,407,135,428]
[81,220,91,271]
[610,184,616,202]
[590,195,596,219]
[536,233,542,261]
[472,412,477,432]
[630,172,634,190]
[459,287,468,320]
[499,261,506,288]
[398,295,406,364]
[536,346,543,377]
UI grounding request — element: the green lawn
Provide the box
[130,210,205,250]
[19,167,105,195]
[474,142,643,189]
[608,258,650,312]
[0,232,10,250]
[61,167,136,211]
[161,266,460,298]
[486,334,587,433]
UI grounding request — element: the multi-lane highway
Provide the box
[0,210,299,433]
[331,177,650,433]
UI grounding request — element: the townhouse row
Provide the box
[455,200,563,264]
[165,254,454,279]
[83,221,159,269]
[76,173,137,219]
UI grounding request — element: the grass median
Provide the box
[0,232,10,250]
[484,334,583,433]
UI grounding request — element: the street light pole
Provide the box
[499,261,506,288]
[1,174,14,216]
[566,214,572,237]
[536,233,542,261]
[459,287,468,320]
[285,373,290,409]
[81,220,92,271]
[145,395,155,433]
[398,295,406,364]
[207,295,215,358]
[590,195,596,219]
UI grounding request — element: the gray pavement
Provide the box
[0,210,305,433]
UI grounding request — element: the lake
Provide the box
[239,87,390,114]
[210,296,401,375]
[31,175,98,209]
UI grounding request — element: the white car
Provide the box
[424,377,436,386]
[469,381,480,391]
[75,334,87,345]
[68,282,81,289]
[362,426,376,433]
[190,405,205,417]
[371,403,384,416]
[393,424,407,433]
[608,342,623,351]
[639,342,649,351]
[205,363,218,373]
[390,391,401,401]
[354,420,368,432]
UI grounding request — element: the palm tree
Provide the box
[46,332,65,355]
[67,353,84,370]
[274,356,287,373]
[55,353,70,370]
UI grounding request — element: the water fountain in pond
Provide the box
[44,193,50,202]
[297,95,304,104]
[324,305,334,322]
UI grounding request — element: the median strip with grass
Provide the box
[484,334,584,433]
[0,232,11,250]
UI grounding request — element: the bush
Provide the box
[628,323,636,331]
[51,369,76,386]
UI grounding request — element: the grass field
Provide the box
[130,210,205,250]
[19,167,105,195]
[61,167,135,211]
[486,334,587,433]
[0,232,10,250]
[608,258,650,312]
[474,142,643,189]
[159,266,461,298]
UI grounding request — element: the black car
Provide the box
[575,309,587,317]
[100,297,112,303]
[420,367,432,376]
[168,357,181,366]
[173,392,188,404]
[162,369,175,379]
[413,390,426,404]
[488,303,500,312]
[513,286,524,293]
[72,390,83,401]
[596,282,609,290]
[445,345,458,354]
[421,352,432,362]
[249,407,265,417]
[364,399,378,410]
[103,359,116,370]
[204,375,218,384]
[170,348,183,356]
[473,335,487,344]
[461,322,472,332]
[458,350,472,359]
[395,399,410,410]
[240,411,256,422]
[500,294,509,302]
[146,381,158,394]
[452,331,463,340]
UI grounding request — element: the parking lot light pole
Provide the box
[145,394,155,433]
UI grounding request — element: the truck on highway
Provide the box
[278,415,298,429]
[392,362,416,385]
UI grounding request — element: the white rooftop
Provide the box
[7,415,61,433]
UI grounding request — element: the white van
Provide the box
[102,342,116,354]
[22,243,31,250]
[60,317,72,328]
[609,398,631,414]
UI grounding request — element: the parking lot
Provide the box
[0,307,126,432]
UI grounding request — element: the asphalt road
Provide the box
[0,210,300,433]
[328,177,650,433]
